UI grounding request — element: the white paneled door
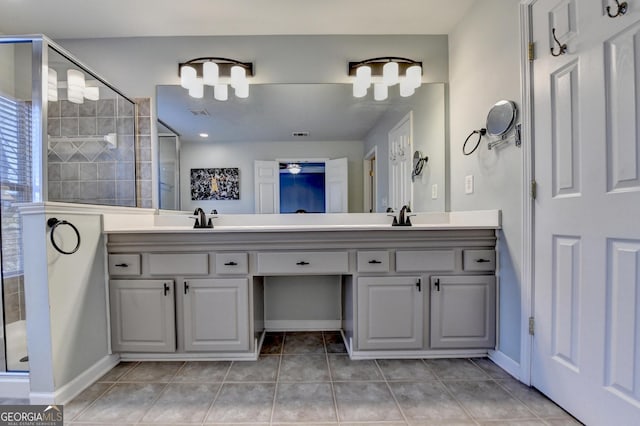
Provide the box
[531,0,640,424]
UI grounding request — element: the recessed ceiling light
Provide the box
[199,133,209,138]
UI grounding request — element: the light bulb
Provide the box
[188,77,204,98]
[383,61,399,86]
[230,65,246,89]
[214,84,228,101]
[353,81,367,98]
[84,86,100,101]
[355,65,372,89]
[180,65,197,89]
[67,69,85,90]
[399,79,415,97]
[203,61,219,86]
[48,68,58,102]
[67,87,84,104]
[374,82,388,101]
[406,65,422,89]
[235,81,249,98]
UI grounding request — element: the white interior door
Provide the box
[325,157,348,213]
[254,160,279,213]
[388,112,412,211]
[531,1,640,424]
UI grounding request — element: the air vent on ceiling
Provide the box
[292,131,310,137]
[189,109,210,116]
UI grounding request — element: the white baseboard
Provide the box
[0,372,29,399]
[265,320,341,331]
[488,349,521,380]
[120,352,258,362]
[350,349,488,360]
[30,354,120,405]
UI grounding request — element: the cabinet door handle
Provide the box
[368,259,382,264]
[434,278,440,292]
[115,263,128,267]
[296,261,310,266]
[164,282,170,296]
[475,258,491,263]
[184,281,189,294]
[416,278,422,292]
[224,261,238,266]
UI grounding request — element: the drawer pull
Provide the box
[224,261,238,266]
[416,278,422,292]
[184,281,189,294]
[434,278,440,292]
[115,263,129,267]
[475,258,491,263]
[368,259,382,264]
[164,282,170,296]
[296,261,310,266]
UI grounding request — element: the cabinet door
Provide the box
[357,276,423,350]
[183,279,249,352]
[109,280,175,353]
[430,275,496,349]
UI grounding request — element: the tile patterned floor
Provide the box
[1,331,582,425]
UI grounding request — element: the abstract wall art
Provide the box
[190,168,240,200]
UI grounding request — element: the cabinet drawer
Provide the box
[463,250,496,271]
[149,253,209,276]
[257,251,348,274]
[108,254,141,276]
[396,250,455,272]
[357,251,390,273]
[215,253,249,275]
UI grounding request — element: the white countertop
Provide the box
[102,210,501,234]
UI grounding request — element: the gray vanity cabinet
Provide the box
[357,276,423,350]
[109,279,176,353]
[430,275,496,349]
[183,278,250,352]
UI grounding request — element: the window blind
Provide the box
[0,94,32,276]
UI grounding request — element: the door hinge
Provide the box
[529,317,535,335]
[531,180,537,200]
[369,170,374,177]
[528,42,535,61]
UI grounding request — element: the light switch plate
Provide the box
[431,184,438,199]
[465,175,474,194]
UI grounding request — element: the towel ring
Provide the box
[48,217,81,255]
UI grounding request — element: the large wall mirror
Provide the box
[156,82,446,214]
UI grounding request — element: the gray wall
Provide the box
[58,35,449,97]
[181,139,364,213]
[448,0,522,363]
[364,83,447,212]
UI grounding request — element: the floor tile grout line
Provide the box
[421,358,481,425]
[324,333,341,423]
[134,362,186,424]
[269,337,285,425]
[202,361,233,424]
[491,375,561,423]
[68,380,117,422]
[376,359,410,425]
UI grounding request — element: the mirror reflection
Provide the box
[156,83,446,214]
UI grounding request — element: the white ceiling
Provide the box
[0,0,477,39]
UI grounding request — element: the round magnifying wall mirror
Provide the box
[486,100,517,137]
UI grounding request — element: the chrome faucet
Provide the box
[192,208,213,228]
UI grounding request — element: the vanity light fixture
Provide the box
[199,133,209,138]
[179,57,254,101]
[349,57,422,101]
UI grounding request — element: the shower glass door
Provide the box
[0,40,34,372]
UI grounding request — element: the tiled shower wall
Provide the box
[2,276,25,325]
[46,97,152,208]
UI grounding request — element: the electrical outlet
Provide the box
[431,184,438,199]
[465,175,474,194]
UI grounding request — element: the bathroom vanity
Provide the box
[104,211,499,360]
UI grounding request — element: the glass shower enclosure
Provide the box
[0,35,137,373]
